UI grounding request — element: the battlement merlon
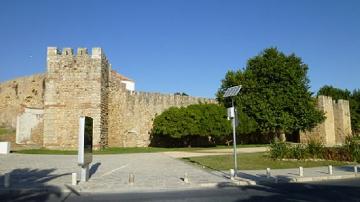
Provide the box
[46,47,106,59]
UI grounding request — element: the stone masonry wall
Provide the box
[108,75,216,147]
[0,74,45,129]
[333,99,352,144]
[300,95,351,146]
[16,107,44,144]
[43,47,110,150]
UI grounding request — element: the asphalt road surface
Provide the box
[1,178,360,202]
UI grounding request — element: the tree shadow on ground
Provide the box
[228,181,360,201]
[335,165,359,172]
[0,168,72,202]
[85,181,360,201]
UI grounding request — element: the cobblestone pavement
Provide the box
[0,153,231,192]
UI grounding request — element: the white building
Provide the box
[111,70,135,91]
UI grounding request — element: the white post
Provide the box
[129,173,135,185]
[184,172,189,183]
[299,167,304,177]
[230,169,235,180]
[80,165,89,182]
[354,166,358,175]
[4,173,10,188]
[328,165,333,175]
[72,173,77,185]
[266,168,271,178]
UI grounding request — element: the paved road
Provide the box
[1,178,360,201]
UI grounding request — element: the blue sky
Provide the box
[0,0,359,98]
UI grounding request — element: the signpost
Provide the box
[223,85,241,178]
[78,116,93,182]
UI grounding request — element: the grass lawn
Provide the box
[183,152,356,170]
[14,144,269,155]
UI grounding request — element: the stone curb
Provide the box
[290,174,360,183]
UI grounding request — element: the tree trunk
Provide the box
[279,133,286,142]
[275,128,286,142]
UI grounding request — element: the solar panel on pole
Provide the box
[223,85,241,98]
[223,85,242,179]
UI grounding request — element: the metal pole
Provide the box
[232,98,238,177]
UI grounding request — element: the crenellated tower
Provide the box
[43,47,110,149]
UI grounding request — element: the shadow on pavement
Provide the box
[229,180,360,201]
[336,165,358,172]
[90,162,101,178]
[0,168,70,202]
[75,179,360,201]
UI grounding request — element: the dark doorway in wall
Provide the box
[286,130,300,143]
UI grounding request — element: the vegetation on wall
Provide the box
[217,48,325,140]
[151,103,231,147]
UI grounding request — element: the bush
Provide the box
[323,147,352,162]
[306,139,324,159]
[269,141,290,159]
[345,135,360,162]
[289,144,307,160]
[151,103,232,147]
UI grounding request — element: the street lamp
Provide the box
[223,85,241,178]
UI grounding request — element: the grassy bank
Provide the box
[183,152,356,170]
[14,144,268,155]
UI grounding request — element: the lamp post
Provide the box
[223,85,241,177]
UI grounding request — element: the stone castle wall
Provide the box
[0,74,45,128]
[333,99,352,144]
[0,47,353,149]
[108,76,215,147]
[43,47,110,149]
[300,95,351,146]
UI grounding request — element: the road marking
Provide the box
[101,164,129,177]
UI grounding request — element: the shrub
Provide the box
[269,141,290,159]
[323,147,352,162]
[151,103,232,147]
[306,139,324,159]
[289,144,307,160]
[345,135,360,162]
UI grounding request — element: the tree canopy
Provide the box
[317,85,351,100]
[217,48,324,137]
[152,103,232,140]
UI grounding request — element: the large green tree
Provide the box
[218,48,324,140]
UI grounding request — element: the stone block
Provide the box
[0,142,11,154]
